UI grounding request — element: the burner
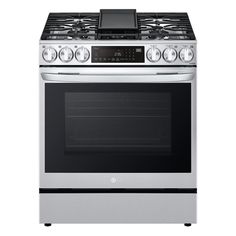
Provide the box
[41,13,99,40]
[138,13,195,40]
[41,12,195,40]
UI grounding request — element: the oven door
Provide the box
[40,68,196,188]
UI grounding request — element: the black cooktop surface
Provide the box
[41,9,195,40]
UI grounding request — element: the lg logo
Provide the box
[110,177,117,183]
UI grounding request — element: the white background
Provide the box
[0,0,236,235]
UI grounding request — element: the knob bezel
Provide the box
[42,47,57,63]
[179,48,194,63]
[59,47,74,63]
[75,47,90,62]
[163,48,177,63]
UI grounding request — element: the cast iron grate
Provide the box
[41,12,195,40]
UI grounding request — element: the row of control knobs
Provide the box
[42,46,90,63]
[42,46,194,63]
[147,47,194,63]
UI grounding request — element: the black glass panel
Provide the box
[92,46,144,63]
[45,83,191,173]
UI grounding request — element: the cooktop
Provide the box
[41,9,195,41]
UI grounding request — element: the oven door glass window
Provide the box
[45,83,191,173]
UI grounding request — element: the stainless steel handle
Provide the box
[41,72,194,83]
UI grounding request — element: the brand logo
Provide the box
[110,177,117,183]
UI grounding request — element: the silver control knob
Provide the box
[179,48,194,62]
[75,47,90,62]
[59,47,74,62]
[42,47,57,63]
[163,48,177,63]
[146,47,161,62]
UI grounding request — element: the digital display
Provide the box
[92,46,144,63]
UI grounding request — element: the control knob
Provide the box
[75,47,90,62]
[59,47,74,62]
[146,46,161,62]
[163,48,177,63]
[179,48,194,62]
[42,47,57,63]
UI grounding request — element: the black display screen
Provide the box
[92,46,144,63]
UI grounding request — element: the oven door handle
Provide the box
[41,72,194,82]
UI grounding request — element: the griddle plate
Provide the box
[99,9,138,30]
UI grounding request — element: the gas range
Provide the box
[39,9,197,226]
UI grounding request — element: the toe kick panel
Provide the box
[40,193,196,223]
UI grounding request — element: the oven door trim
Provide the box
[39,67,196,188]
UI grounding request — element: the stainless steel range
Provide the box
[39,9,197,226]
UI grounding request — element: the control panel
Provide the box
[40,43,196,65]
[91,46,144,63]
